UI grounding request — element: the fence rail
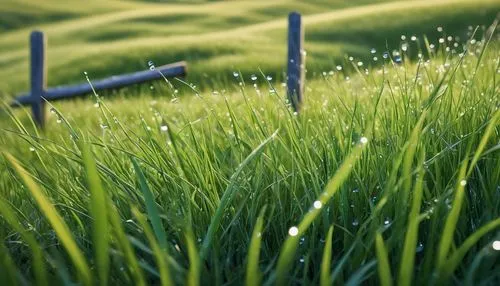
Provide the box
[12,61,186,106]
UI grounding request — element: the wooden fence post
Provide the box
[287,12,304,112]
[30,31,46,128]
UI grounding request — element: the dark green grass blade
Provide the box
[132,208,173,286]
[0,198,47,286]
[200,129,279,260]
[131,157,168,250]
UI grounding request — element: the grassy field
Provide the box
[1,0,500,285]
[0,0,499,95]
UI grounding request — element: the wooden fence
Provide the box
[10,12,304,128]
[10,31,187,127]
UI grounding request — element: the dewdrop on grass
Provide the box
[313,201,322,209]
[288,226,299,237]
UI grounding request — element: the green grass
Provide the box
[1,0,500,285]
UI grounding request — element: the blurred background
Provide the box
[0,0,499,97]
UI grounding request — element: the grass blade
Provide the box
[320,225,334,286]
[439,218,500,282]
[276,139,368,285]
[0,198,47,286]
[107,200,146,285]
[4,152,92,286]
[0,238,21,285]
[80,142,109,286]
[375,233,393,286]
[200,129,279,260]
[436,158,469,269]
[467,109,500,177]
[397,149,425,286]
[186,228,201,286]
[132,208,173,286]
[246,209,266,286]
[131,157,168,250]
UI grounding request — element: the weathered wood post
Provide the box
[30,31,46,128]
[287,12,304,112]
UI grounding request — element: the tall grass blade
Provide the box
[375,233,393,286]
[132,208,173,286]
[276,140,368,285]
[131,157,168,250]
[398,149,425,286]
[0,198,47,286]
[439,218,500,282]
[467,109,500,176]
[200,129,278,260]
[320,225,334,286]
[4,152,92,286]
[436,158,469,270]
[80,142,109,286]
[246,209,265,286]
[185,228,201,286]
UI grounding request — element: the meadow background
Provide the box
[0,0,499,285]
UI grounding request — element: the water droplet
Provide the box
[373,56,378,61]
[384,218,391,225]
[94,102,100,108]
[411,35,417,41]
[401,35,406,40]
[460,180,467,186]
[293,112,298,116]
[313,200,322,209]
[360,137,368,144]
[336,65,342,71]
[352,189,359,193]
[439,38,445,44]
[348,56,354,61]
[416,242,424,253]
[394,56,402,64]
[29,147,35,152]
[233,71,239,78]
[56,119,62,124]
[50,108,56,114]
[288,226,299,236]
[266,75,273,81]
[383,52,389,59]
[437,26,443,32]
[492,240,500,251]
[250,74,257,81]
[299,257,305,263]
[352,219,359,226]
[160,125,168,132]
[370,48,376,54]
[357,61,363,67]
[83,71,88,75]
[100,124,108,129]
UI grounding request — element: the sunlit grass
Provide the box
[0,17,499,286]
